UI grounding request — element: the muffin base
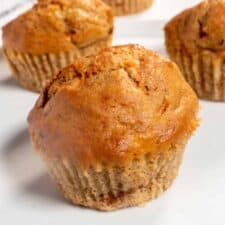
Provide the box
[38,140,186,211]
[3,36,112,92]
[103,0,153,16]
[171,49,225,101]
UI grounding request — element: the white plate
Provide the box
[0,19,225,225]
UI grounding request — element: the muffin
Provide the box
[28,44,199,211]
[165,0,225,101]
[103,0,153,16]
[2,0,113,92]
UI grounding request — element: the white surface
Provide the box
[1,24,225,224]
[116,0,200,20]
[1,0,225,224]
[0,0,34,27]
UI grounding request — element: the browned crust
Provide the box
[165,0,225,54]
[164,0,225,101]
[28,44,199,169]
[2,0,113,54]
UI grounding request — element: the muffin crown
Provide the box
[2,0,113,54]
[165,0,225,52]
[28,45,199,168]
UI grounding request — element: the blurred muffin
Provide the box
[103,0,153,16]
[28,44,199,211]
[2,0,113,92]
[165,0,225,101]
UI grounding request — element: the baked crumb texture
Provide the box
[103,0,153,16]
[28,45,199,211]
[165,0,225,101]
[2,0,113,92]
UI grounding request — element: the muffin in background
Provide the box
[165,0,225,101]
[28,44,199,211]
[103,0,153,16]
[2,0,113,92]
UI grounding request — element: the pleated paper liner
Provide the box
[103,0,153,16]
[40,140,186,211]
[173,49,225,101]
[3,36,112,92]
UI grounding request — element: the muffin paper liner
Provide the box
[40,140,185,211]
[103,0,153,16]
[174,49,225,101]
[3,36,112,92]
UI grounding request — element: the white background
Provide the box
[1,1,225,225]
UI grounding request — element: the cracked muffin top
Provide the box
[2,0,113,54]
[165,0,225,53]
[28,45,199,168]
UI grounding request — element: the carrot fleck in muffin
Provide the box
[165,0,225,101]
[103,0,153,16]
[28,44,199,211]
[2,0,113,92]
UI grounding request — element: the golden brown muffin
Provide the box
[28,44,199,211]
[2,0,113,92]
[103,0,153,16]
[165,0,225,101]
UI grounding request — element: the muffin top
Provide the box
[165,0,225,52]
[2,0,113,54]
[28,45,199,169]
